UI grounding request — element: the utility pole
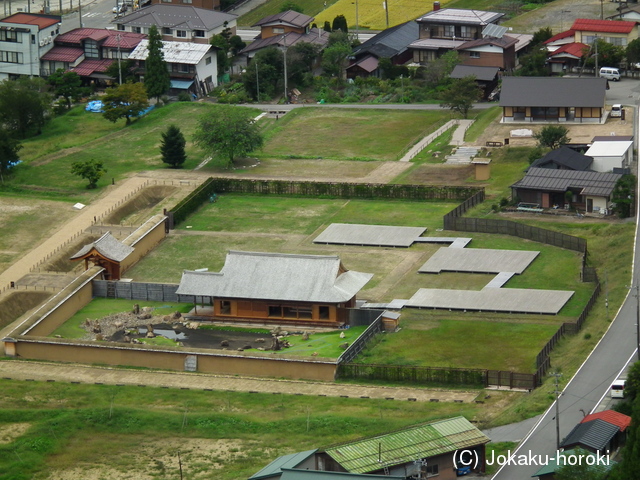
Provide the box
[282,34,288,104]
[594,36,598,78]
[255,60,259,102]
[384,0,389,29]
[79,0,83,28]
[551,372,562,449]
[636,284,640,360]
[355,0,359,41]
[116,33,122,84]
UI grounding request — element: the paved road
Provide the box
[492,108,640,479]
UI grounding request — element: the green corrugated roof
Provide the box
[280,468,405,480]
[324,417,489,474]
[249,450,318,479]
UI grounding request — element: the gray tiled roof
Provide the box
[450,64,499,81]
[113,5,237,30]
[529,146,593,171]
[351,20,419,59]
[70,232,134,262]
[253,10,314,28]
[176,251,373,303]
[511,167,622,197]
[499,76,607,107]
[416,8,504,26]
[560,419,619,451]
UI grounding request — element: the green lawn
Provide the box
[52,298,193,338]
[259,108,451,161]
[0,377,498,480]
[354,311,559,372]
[13,103,260,193]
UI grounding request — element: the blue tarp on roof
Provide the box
[85,100,104,112]
[170,79,194,89]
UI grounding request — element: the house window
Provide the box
[319,306,330,319]
[470,51,480,58]
[182,0,193,3]
[220,300,231,314]
[133,26,142,33]
[117,24,125,31]
[273,27,284,34]
[0,50,22,63]
[31,34,35,44]
[205,55,212,65]
[584,35,596,44]
[84,39,100,58]
[460,25,472,38]
[443,25,454,38]
[176,30,187,38]
[608,37,626,46]
[162,27,172,35]
[425,464,438,476]
[268,305,282,317]
[0,30,20,42]
[194,29,205,37]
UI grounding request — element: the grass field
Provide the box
[355,312,559,372]
[0,377,504,480]
[12,103,260,193]
[259,107,451,161]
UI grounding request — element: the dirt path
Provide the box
[0,360,479,403]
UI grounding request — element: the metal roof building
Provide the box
[500,77,607,108]
[323,416,489,474]
[560,419,620,452]
[511,168,622,197]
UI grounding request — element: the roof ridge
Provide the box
[227,250,340,260]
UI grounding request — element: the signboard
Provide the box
[184,355,197,372]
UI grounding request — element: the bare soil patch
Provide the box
[0,291,51,328]
[104,185,178,225]
[0,423,31,444]
[401,164,475,185]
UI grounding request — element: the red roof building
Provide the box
[1,12,59,29]
[40,27,146,81]
[570,18,638,47]
[580,410,632,432]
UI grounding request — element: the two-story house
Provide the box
[128,39,218,96]
[40,28,146,82]
[239,10,329,60]
[113,5,237,44]
[142,0,221,12]
[0,13,61,81]
[409,5,504,64]
[570,18,638,48]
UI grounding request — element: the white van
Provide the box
[600,67,621,81]
[610,104,622,117]
[611,379,626,398]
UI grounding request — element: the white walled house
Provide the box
[584,141,633,172]
[0,13,61,80]
[128,39,218,96]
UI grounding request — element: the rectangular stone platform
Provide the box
[405,288,574,314]
[314,223,427,248]
[419,248,539,274]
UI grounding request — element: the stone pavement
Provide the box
[0,360,480,403]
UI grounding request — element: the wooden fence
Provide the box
[338,314,384,364]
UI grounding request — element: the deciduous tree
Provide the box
[160,125,187,168]
[71,159,107,189]
[144,25,171,101]
[280,1,303,12]
[193,105,263,168]
[0,77,51,138]
[533,125,570,149]
[102,82,149,125]
[243,47,283,99]
[0,128,21,184]
[48,69,87,109]
[105,58,138,84]
[611,174,636,218]
[439,76,482,118]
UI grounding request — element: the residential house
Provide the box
[584,140,633,172]
[570,18,638,49]
[510,168,622,213]
[609,3,640,22]
[409,6,504,64]
[249,417,489,480]
[544,37,588,74]
[0,12,61,80]
[455,34,518,70]
[449,64,499,99]
[143,0,221,12]
[580,410,631,445]
[528,146,593,171]
[346,20,419,78]
[128,38,218,95]
[113,5,237,44]
[499,77,606,123]
[176,251,373,327]
[40,28,146,83]
[560,418,621,455]
[239,10,329,60]
[532,448,614,480]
